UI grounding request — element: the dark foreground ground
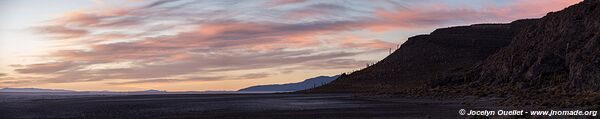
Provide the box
[0,93,498,119]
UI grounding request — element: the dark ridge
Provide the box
[428,0,600,95]
[238,75,339,92]
[400,0,600,107]
[301,19,538,93]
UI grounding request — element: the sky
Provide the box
[0,0,582,91]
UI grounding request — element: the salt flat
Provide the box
[0,93,476,119]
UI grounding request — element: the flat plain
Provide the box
[0,93,489,119]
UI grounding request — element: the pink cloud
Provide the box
[362,0,582,32]
[34,25,89,39]
[59,7,138,27]
[62,10,102,26]
[8,0,584,87]
[489,0,582,19]
[328,36,396,49]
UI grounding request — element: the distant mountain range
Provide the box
[0,88,282,94]
[238,75,339,92]
[0,88,166,93]
[0,88,75,92]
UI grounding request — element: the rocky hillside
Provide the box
[421,0,600,106]
[303,19,537,93]
[434,0,600,90]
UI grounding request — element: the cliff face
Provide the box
[436,0,600,91]
[304,19,537,93]
[300,0,600,107]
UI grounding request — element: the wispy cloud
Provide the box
[108,76,227,85]
[33,25,89,39]
[265,0,306,7]
[5,0,581,88]
[238,73,271,79]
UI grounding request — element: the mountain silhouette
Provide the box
[435,0,600,90]
[303,19,536,93]
[423,0,600,105]
[303,0,600,107]
[239,75,339,92]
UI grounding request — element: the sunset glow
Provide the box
[0,0,581,91]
